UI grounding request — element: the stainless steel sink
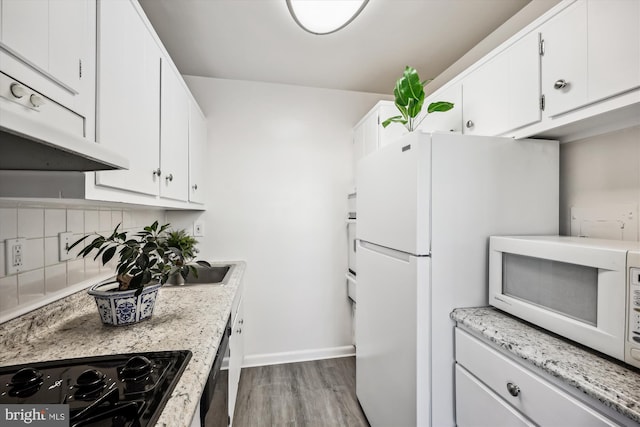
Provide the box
[166,263,234,285]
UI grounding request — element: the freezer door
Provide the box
[356,241,431,427]
[356,131,431,255]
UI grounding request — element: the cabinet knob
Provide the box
[506,382,520,397]
[29,94,44,108]
[466,120,474,129]
[236,328,242,334]
[239,319,244,325]
[153,168,162,177]
[165,173,174,182]
[554,79,568,89]
[9,83,26,99]
[192,184,198,190]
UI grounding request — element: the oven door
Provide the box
[489,236,628,360]
[200,316,231,427]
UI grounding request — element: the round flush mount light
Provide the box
[286,0,369,35]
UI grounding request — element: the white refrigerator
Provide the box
[355,131,559,427]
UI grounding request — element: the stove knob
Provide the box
[76,369,106,388]
[10,367,43,387]
[121,355,152,381]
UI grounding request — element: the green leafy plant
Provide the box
[69,221,209,295]
[382,66,454,132]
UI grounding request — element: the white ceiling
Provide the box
[139,0,531,94]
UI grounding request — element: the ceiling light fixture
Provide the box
[286,0,369,35]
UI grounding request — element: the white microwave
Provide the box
[489,235,640,369]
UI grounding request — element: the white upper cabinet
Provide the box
[160,61,190,202]
[506,31,542,132]
[462,54,509,136]
[95,0,161,196]
[0,0,95,129]
[419,83,462,133]
[587,0,640,103]
[353,100,405,170]
[188,100,207,204]
[540,1,588,117]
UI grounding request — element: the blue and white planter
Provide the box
[88,279,161,326]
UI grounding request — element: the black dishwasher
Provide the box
[201,315,231,427]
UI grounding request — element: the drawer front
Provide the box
[456,364,534,427]
[455,328,618,427]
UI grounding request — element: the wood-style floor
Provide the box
[232,357,370,427]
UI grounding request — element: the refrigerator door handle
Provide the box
[359,240,417,261]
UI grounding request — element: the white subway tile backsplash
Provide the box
[45,264,67,294]
[44,209,66,237]
[0,206,170,320]
[67,259,85,285]
[17,209,43,238]
[0,244,5,278]
[44,237,59,266]
[18,269,45,304]
[23,238,44,271]
[0,275,18,311]
[0,208,17,241]
[67,210,84,234]
[111,210,123,230]
[85,210,100,235]
[99,211,112,233]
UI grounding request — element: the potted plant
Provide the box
[69,221,209,326]
[382,66,454,132]
[165,228,202,285]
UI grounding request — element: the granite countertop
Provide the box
[451,306,640,425]
[0,261,246,427]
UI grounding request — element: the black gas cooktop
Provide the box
[0,350,191,427]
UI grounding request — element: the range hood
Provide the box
[0,107,129,171]
[0,71,128,172]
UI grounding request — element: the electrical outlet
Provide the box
[194,222,204,237]
[5,238,26,275]
[59,232,74,261]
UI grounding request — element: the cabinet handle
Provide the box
[192,184,198,190]
[153,168,162,177]
[9,83,26,99]
[165,173,174,182]
[236,327,242,334]
[554,79,568,89]
[239,319,244,325]
[466,120,474,129]
[506,382,520,397]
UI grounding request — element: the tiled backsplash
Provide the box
[0,207,165,319]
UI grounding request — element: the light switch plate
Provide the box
[5,238,26,275]
[194,222,204,237]
[59,232,74,261]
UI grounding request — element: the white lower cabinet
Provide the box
[455,328,620,427]
[228,287,245,425]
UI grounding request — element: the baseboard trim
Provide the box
[242,345,355,368]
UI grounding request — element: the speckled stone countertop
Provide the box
[0,261,246,427]
[451,307,640,425]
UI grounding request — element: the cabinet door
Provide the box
[507,31,541,132]
[353,121,366,172]
[229,297,244,423]
[456,365,535,427]
[377,103,406,148]
[1,0,49,71]
[96,0,161,196]
[587,0,640,103]
[419,84,462,133]
[462,54,509,136]
[361,111,379,155]
[188,100,207,204]
[541,1,588,117]
[49,0,86,93]
[160,62,189,201]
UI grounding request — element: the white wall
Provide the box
[168,76,388,364]
[559,125,640,235]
